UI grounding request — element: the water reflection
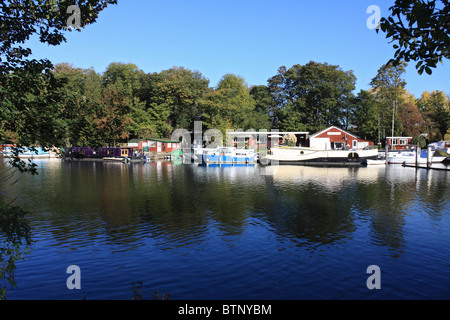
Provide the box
[2,159,450,258]
[2,157,450,299]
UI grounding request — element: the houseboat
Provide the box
[65,147,145,163]
[264,126,378,166]
[265,146,378,166]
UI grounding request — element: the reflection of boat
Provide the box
[262,165,385,191]
[387,149,446,164]
[266,146,379,166]
[367,159,386,165]
[103,157,126,162]
[194,147,257,165]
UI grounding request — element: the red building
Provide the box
[127,139,147,151]
[128,138,181,153]
[309,126,374,150]
[385,136,413,150]
[147,138,181,153]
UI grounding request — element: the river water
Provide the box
[1,158,450,300]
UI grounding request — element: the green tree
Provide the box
[137,72,172,138]
[52,63,105,146]
[352,90,380,141]
[101,63,149,142]
[103,62,144,97]
[377,0,449,74]
[0,0,117,160]
[0,0,115,300]
[200,74,268,133]
[249,85,272,115]
[267,61,356,132]
[0,63,66,150]
[158,67,210,131]
[215,74,258,129]
[127,98,157,139]
[249,85,273,129]
[370,61,408,138]
[0,0,117,74]
[417,90,450,140]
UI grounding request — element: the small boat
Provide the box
[387,149,446,164]
[194,147,257,165]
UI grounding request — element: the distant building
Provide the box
[308,126,374,150]
[127,138,147,151]
[225,131,309,149]
[128,138,181,153]
[147,138,181,153]
[385,136,413,150]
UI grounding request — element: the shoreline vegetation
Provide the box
[1,61,449,152]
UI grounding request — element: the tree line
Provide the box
[1,60,449,148]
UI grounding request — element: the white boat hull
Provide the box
[266,147,379,166]
[387,151,446,164]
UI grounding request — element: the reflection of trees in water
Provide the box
[255,178,357,246]
[5,161,450,255]
[256,166,450,257]
[0,163,32,300]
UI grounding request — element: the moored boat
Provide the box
[265,146,379,166]
[387,149,446,164]
[65,146,146,163]
[194,147,257,165]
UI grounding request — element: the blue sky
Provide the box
[29,0,449,98]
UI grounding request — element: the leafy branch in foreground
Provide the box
[0,0,118,73]
[377,0,449,75]
[0,196,32,300]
